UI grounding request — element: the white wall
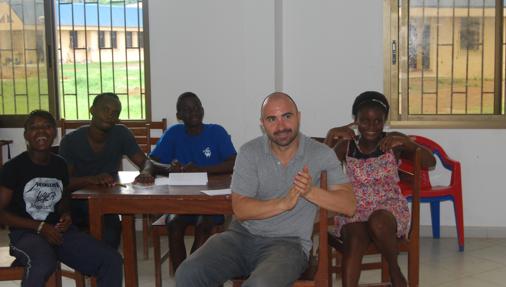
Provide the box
[1,0,503,236]
[282,0,505,235]
[149,0,276,146]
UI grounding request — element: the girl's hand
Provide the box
[324,123,357,147]
[379,132,411,152]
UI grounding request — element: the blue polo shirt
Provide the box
[150,123,236,166]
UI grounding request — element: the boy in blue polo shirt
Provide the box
[149,92,236,271]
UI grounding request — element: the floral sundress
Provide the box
[334,140,410,238]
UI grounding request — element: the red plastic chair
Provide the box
[398,135,464,251]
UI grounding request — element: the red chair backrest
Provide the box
[399,135,461,194]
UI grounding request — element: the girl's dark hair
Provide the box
[352,91,390,118]
[24,110,57,131]
[176,92,201,112]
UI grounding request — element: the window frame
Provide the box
[0,0,152,127]
[384,0,506,128]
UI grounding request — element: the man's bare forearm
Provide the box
[303,183,356,216]
[232,192,289,221]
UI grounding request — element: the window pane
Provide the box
[56,0,146,120]
[0,0,49,115]
[405,0,497,115]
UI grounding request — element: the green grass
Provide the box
[0,61,145,120]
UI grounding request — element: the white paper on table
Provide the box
[118,171,140,184]
[201,189,231,196]
[167,172,208,186]
[154,176,170,186]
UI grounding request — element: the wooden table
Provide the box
[72,172,233,287]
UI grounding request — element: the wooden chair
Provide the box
[151,214,225,287]
[328,148,422,287]
[0,246,85,287]
[60,119,87,137]
[121,119,167,154]
[232,171,331,287]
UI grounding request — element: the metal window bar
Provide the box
[56,1,64,117]
[109,1,116,96]
[435,0,440,113]
[83,0,91,115]
[123,1,130,118]
[9,0,17,113]
[421,0,425,114]
[34,2,43,110]
[137,0,144,119]
[70,2,78,118]
[465,1,470,114]
[480,0,485,114]
[450,0,456,114]
[20,2,29,113]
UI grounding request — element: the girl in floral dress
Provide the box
[325,91,435,287]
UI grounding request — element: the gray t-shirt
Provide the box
[231,133,348,255]
[59,124,141,177]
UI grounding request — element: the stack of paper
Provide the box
[167,172,208,185]
[201,189,231,196]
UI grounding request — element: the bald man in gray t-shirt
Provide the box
[176,92,356,287]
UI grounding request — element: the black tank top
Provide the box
[347,132,386,159]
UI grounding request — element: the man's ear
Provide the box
[176,112,182,121]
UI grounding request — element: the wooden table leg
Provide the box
[88,199,102,287]
[122,214,138,287]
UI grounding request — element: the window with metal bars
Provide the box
[56,0,148,120]
[0,0,52,124]
[385,0,506,128]
[0,0,149,126]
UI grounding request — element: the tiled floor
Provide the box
[0,230,505,287]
